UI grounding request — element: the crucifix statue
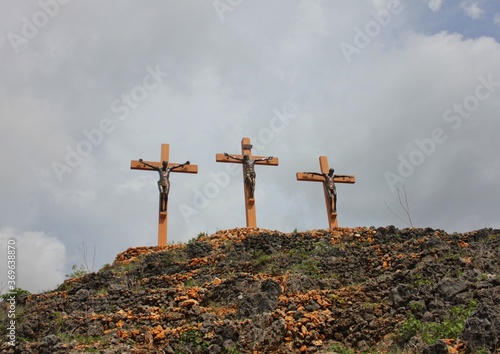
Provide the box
[216,137,279,228]
[223,152,274,199]
[296,156,355,228]
[138,159,190,212]
[131,144,198,246]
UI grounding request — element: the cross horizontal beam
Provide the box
[296,173,355,183]
[215,153,279,166]
[130,160,198,173]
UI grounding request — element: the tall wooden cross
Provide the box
[131,144,198,246]
[296,156,355,228]
[216,137,279,228]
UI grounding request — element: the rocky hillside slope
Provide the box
[1,226,500,353]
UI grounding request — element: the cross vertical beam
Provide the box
[131,144,198,246]
[296,156,355,228]
[216,137,279,228]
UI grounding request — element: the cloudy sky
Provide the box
[0,0,499,294]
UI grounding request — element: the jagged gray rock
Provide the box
[1,226,499,353]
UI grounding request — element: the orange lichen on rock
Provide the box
[114,244,185,264]
[189,257,209,266]
[117,329,130,339]
[185,286,201,299]
[459,240,469,248]
[180,299,199,308]
[442,339,467,353]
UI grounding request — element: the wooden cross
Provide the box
[130,144,198,246]
[216,137,279,228]
[296,156,355,228]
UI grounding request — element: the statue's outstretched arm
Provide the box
[223,153,243,162]
[171,161,190,170]
[305,172,323,176]
[139,159,157,169]
[255,156,273,161]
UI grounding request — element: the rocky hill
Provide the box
[1,226,500,353]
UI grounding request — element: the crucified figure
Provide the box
[223,153,273,199]
[139,159,190,212]
[307,168,339,213]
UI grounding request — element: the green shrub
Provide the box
[0,287,31,302]
[175,329,209,353]
[397,300,478,345]
[66,264,88,279]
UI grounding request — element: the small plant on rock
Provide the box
[66,264,88,279]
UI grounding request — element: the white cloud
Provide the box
[0,228,67,294]
[460,0,484,19]
[428,0,444,12]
